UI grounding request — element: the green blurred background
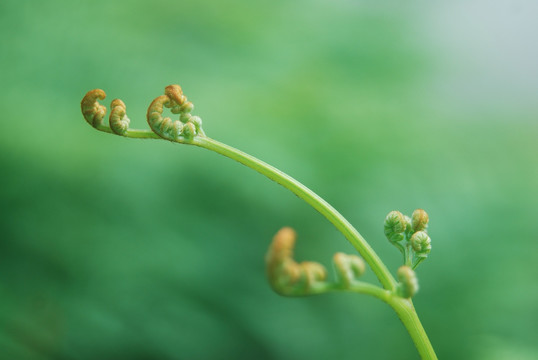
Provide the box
[1,0,537,359]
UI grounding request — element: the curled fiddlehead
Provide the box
[109,99,130,135]
[81,89,107,128]
[384,211,407,246]
[410,231,431,259]
[147,85,204,141]
[333,252,366,287]
[411,209,429,233]
[81,89,133,136]
[81,84,204,141]
[265,227,328,296]
[266,228,372,297]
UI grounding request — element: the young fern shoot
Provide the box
[80,85,438,359]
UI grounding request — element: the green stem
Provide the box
[388,298,438,360]
[392,241,406,255]
[405,243,413,267]
[95,125,161,139]
[192,136,396,291]
[342,281,390,299]
[412,257,425,270]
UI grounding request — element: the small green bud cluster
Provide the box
[384,209,431,271]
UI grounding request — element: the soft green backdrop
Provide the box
[1,0,537,359]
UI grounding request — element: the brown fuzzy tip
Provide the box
[270,227,296,260]
[164,84,184,105]
[110,98,125,108]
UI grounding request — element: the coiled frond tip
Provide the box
[333,252,366,287]
[81,89,107,128]
[265,227,327,296]
[147,84,205,141]
[384,211,406,243]
[109,99,130,135]
[411,209,429,233]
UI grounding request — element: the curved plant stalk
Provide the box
[80,85,438,359]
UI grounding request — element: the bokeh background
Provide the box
[1,0,537,359]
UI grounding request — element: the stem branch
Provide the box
[95,125,161,139]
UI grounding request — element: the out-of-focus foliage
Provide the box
[0,0,537,359]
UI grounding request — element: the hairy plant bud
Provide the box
[384,211,406,243]
[411,209,429,232]
[410,231,431,258]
